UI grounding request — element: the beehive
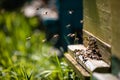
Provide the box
[65,0,113,79]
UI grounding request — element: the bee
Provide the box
[53,34,59,38]
[42,39,46,43]
[66,24,71,28]
[67,33,72,37]
[26,37,31,40]
[69,10,74,14]
[80,20,84,23]
[82,54,88,63]
[67,33,75,37]
[71,34,75,37]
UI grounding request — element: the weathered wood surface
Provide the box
[83,0,111,45]
[68,45,110,73]
[110,0,120,59]
[83,30,111,65]
[64,53,90,80]
[78,56,110,73]
[92,72,119,80]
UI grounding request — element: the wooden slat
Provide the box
[68,45,110,73]
[77,56,110,73]
[64,53,90,80]
[92,72,119,80]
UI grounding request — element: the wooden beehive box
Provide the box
[65,0,112,79]
[65,30,111,79]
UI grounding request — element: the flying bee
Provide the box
[71,34,75,37]
[66,24,71,28]
[42,39,46,43]
[26,37,31,40]
[69,10,74,14]
[53,34,59,38]
[67,33,72,37]
[80,20,84,23]
[67,33,75,37]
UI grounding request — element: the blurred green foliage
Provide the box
[0,11,78,80]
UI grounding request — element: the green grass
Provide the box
[0,11,79,80]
